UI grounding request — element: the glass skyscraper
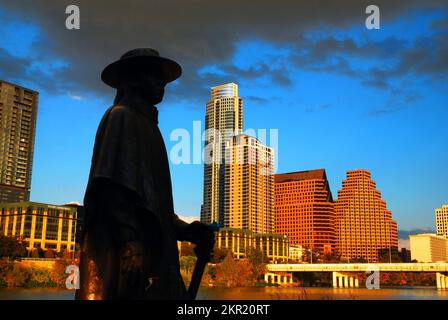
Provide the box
[201,83,243,225]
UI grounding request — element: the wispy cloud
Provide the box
[369,90,422,116]
[68,93,83,100]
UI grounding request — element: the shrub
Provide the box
[0,258,74,288]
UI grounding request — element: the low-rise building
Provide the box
[410,233,448,262]
[216,227,289,262]
[288,244,303,262]
[0,201,80,253]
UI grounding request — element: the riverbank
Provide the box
[1,258,441,290]
[0,258,75,289]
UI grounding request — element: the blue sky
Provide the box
[0,2,447,230]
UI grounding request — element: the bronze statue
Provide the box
[76,48,215,300]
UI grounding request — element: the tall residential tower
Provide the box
[0,81,38,203]
[224,134,274,234]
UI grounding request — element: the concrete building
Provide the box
[274,169,335,254]
[288,244,303,262]
[0,81,38,203]
[436,204,448,238]
[224,134,274,234]
[216,227,289,262]
[201,83,243,225]
[0,201,79,252]
[410,233,448,262]
[334,169,398,262]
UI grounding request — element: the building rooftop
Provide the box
[0,201,78,210]
[409,233,447,239]
[274,169,326,183]
[0,79,39,94]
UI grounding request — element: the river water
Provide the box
[1,286,447,300]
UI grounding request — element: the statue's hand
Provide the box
[120,241,147,288]
[187,222,215,260]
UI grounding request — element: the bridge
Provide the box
[264,263,448,289]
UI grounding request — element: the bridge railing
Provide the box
[266,263,448,272]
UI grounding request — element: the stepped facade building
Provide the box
[334,169,398,262]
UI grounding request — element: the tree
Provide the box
[302,247,321,263]
[245,247,267,282]
[246,247,268,264]
[211,245,229,263]
[214,251,262,287]
[44,249,55,259]
[30,248,39,258]
[378,249,401,263]
[179,255,197,276]
[180,242,195,257]
[322,251,342,263]
[0,235,27,259]
[214,251,242,287]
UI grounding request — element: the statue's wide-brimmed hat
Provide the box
[101,48,182,88]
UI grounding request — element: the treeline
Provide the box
[0,259,75,288]
[294,272,436,287]
[180,246,268,288]
[0,235,77,288]
[0,235,76,260]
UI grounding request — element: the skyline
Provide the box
[3,77,444,232]
[0,2,446,230]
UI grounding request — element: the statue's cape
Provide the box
[83,104,162,224]
[77,103,187,300]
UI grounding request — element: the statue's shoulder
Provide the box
[102,104,138,123]
[107,104,132,116]
[96,105,138,134]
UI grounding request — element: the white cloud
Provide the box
[178,215,199,224]
[68,93,83,100]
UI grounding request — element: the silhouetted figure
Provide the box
[76,48,214,300]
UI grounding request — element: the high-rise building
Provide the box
[201,83,243,225]
[224,134,274,234]
[436,204,448,238]
[334,169,398,262]
[0,201,78,253]
[410,233,448,262]
[274,169,335,254]
[0,81,38,203]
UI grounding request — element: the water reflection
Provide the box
[197,287,448,300]
[0,287,447,300]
